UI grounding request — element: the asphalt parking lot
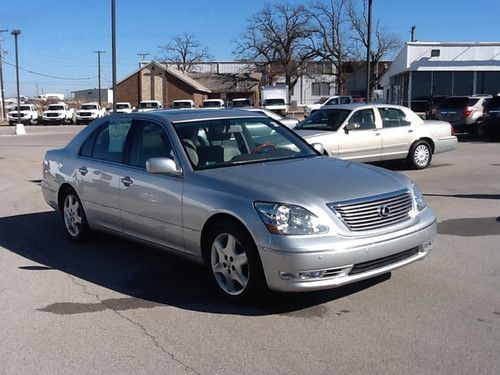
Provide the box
[0,125,498,374]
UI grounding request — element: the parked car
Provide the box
[171,99,195,109]
[241,107,299,129]
[261,85,288,115]
[478,95,500,141]
[138,100,163,112]
[435,95,491,134]
[42,109,436,300]
[231,98,253,108]
[295,104,457,169]
[8,104,39,125]
[41,103,74,125]
[305,95,353,115]
[202,99,225,108]
[75,103,106,124]
[115,102,133,113]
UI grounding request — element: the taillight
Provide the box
[450,125,455,135]
[464,107,473,117]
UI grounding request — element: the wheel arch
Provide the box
[57,183,78,213]
[411,137,435,153]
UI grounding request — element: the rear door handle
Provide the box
[374,132,381,136]
[121,176,133,187]
[408,129,414,133]
[78,167,88,175]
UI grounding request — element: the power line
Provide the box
[3,60,96,81]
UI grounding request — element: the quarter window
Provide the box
[92,119,132,163]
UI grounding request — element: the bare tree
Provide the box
[347,0,401,95]
[233,4,317,100]
[158,33,212,73]
[308,0,353,95]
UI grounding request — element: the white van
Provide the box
[202,99,225,109]
[138,100,163,112]
[172,99,195,109]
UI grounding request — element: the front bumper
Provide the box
[258,208,436,292]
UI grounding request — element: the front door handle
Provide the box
[78,167,88,175]
[374,132,381,136]
[121,176,133,187]
[408,129,414,133]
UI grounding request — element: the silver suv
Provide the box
[436,95,491,133]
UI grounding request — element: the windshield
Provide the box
[297,108,351,131]
[47,105,64,111]
[11,105,32,111]
[140,102,159,108]
[173,117,316,170]
[173,101,193,108]
[116,103,130,109]
[202,101,222,108]
[232,99,252,107]
[264,99,285,106]
[81,105,97,110]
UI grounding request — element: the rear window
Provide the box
[440,97,468,108]
[264,99,285,106]
[467,98,479,106]
[485,96,500,109]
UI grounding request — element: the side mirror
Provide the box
[146,157,181,176]
[344,122,360,134]
[311,142,325,155]
[303,114,308,119]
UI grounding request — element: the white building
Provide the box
[380,42,500,112]
[71,88,113,104]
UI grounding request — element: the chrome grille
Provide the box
[328,189,413,231]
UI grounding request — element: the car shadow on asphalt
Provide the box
[0,211,391,317]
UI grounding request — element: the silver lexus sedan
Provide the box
[42,109,436,300]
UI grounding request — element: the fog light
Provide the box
[423,241,432,252]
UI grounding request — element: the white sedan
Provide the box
[295,104,457,169]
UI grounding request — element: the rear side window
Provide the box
[485,96,500,109]
[92,120,132,163]
[378,108,408,128]
[339,97,351,104]
[467,98,479,106]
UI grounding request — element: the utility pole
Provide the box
[0,29,8,122]
[111,0,117,112]
[137,52,150,68]
[11,29,25,135]
[411,25,416,42]
[365,0,372,103]
[93,50,106,107]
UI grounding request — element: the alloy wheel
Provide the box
[63,194,83,237]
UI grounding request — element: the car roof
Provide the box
[320,103,408,111]
[124,109,267,123]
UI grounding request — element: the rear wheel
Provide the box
[206,221,266,301]
[407,140,432,169]
[61,189,90,241]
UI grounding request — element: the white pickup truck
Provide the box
[41,103,74,125]
[75,103,106,124]
[138,100,163,112]
[304,95,353,115]
[115,102,133,113]
[8,104,40,125]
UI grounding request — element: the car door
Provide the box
[337,108,382,161]
[120,119,185,253]
[377,107,414,160]
[75,118,133,231]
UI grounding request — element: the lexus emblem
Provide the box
[379,205,391,217]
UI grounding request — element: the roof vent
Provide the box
[431,49,440,57]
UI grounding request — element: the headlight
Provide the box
[254,202,329,235]
[411,182,426,211]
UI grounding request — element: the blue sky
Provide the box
[1,0,499,97]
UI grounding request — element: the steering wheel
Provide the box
[252,143,276,154]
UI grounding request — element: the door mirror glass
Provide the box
[146,157,181,175]
[345,122,360,133]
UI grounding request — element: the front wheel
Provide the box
[206,222,266,300]
[62,190,90,241]
[407,141,432,169]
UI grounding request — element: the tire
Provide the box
[407,140,432,169]
[61,189,90,241]
[205,221,266,301]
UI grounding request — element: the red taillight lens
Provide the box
[464,107,473,117]
[451,125,455,135]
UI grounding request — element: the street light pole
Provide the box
[0,29,8,122]
[365,0,372,103]
[111,0,117,112]
[93,50,106,107]
[11,29,24,134]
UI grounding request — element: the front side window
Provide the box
[128,121,175,168]
[378,108,408,128]
[297,109,351,131]
[92,120,132,163]
[173,117,316,169]
[347,109,376,130]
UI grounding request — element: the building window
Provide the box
[432,71,453,96]
[312,82,330,96]
[453,71,474,96]
[476,72,500,95]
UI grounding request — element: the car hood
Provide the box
[198,156,410,205]
[294,129,337,139]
